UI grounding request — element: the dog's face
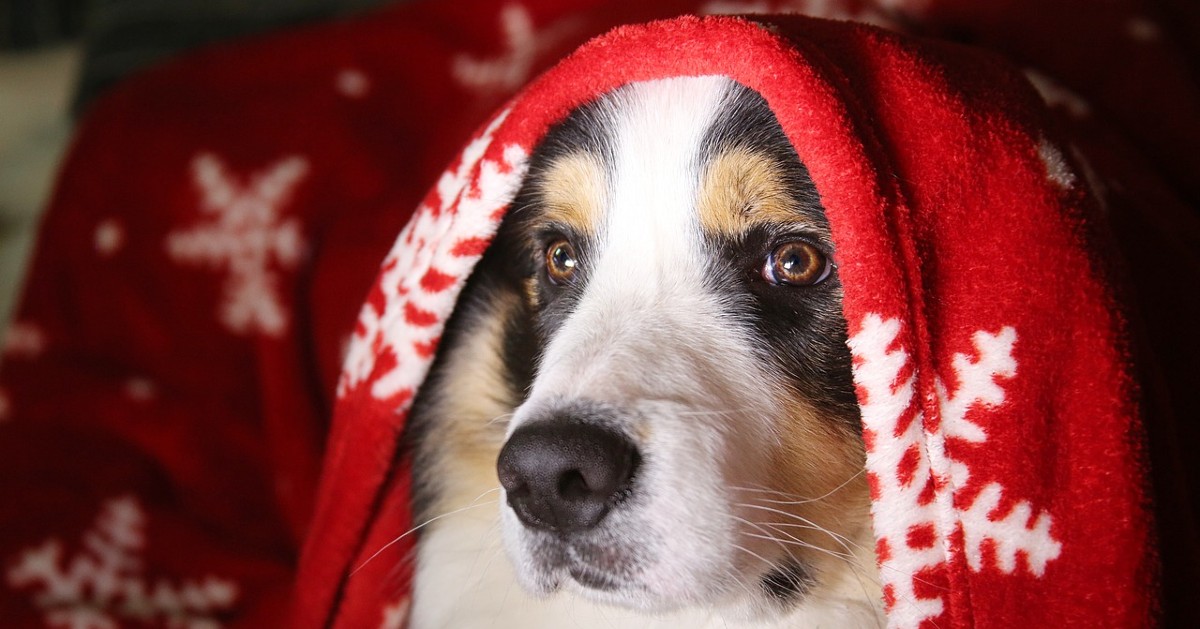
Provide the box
[409,76,871,621]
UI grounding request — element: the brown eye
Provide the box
[763,241,831,286]
[545,239,579,284]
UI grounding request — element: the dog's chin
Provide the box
[499,506,807,620]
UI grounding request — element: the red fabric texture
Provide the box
[1,0,1196,628]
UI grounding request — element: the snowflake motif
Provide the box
[1024,69,1091,119]
[1036,138,1077,191]
[2,321,47,359]
[6,496,239,629]
[452,4,582,94]
[1126,17,1161,43]
[165,153,309,338]
[848,314,1061,629]
[124,377,156,402]
[94,219,124,256]
[336,68,371,98]
[379,597,410,629]
[338,110,528,404]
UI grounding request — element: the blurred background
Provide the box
[0,0,394,343]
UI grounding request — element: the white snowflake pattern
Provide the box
[848,314,1060,628]
[336,68,371,98]
[2,321,47,359]
[124,377,156,402]
[452,4,582,94]
[6,496,239,629]
[1024,69,1091,119]
[1126,17,1161,43]
[165,153,308,338]
[379,597,410,629]
[94,219,124,256]
[849,315,943,626]
[338,110,528,403]
[1037,138,1077,190]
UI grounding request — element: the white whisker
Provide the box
[735,502,866,552]
[730,471,865,506]
[353,488,501,575]
[486,412,516,426]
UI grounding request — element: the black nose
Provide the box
[497,421,640,534]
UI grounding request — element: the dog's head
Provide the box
[407,75,872,622]
[478,75,870,617]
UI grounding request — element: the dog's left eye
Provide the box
[545,239,579,284]
[762,241,831,286]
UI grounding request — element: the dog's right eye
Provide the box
[545,239,579,285]
[762,240,831,286]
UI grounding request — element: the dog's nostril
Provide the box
[558,469,590,501]
[497,420,639,534]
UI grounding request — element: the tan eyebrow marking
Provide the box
[535,152,607,234]
[697,149,816,235]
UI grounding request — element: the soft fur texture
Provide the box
[405,76,880,627]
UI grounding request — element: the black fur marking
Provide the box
[701,83,860,428]
[497,95,617,345]
[761,560,815,602]
[404,96,617,525]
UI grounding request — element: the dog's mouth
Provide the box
[515,521,817,614]
[495,403,831,614]
[568,564,620,591]
[560,536,641,588]
[511,525,651,598]
[560,544,813,601]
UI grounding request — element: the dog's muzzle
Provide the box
[497,418,641,534]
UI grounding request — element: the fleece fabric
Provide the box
[1,1,1197,628]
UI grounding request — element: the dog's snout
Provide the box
[497,421,639,534]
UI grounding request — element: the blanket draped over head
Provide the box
[309,15,1158,629]
[3,1,1198,628]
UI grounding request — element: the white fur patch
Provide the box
[411,76,881,627]
[412,516,881,628]
[500,77,762,611]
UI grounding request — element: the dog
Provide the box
[403,75,882,627]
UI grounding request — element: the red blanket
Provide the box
[2,0,1197,627]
